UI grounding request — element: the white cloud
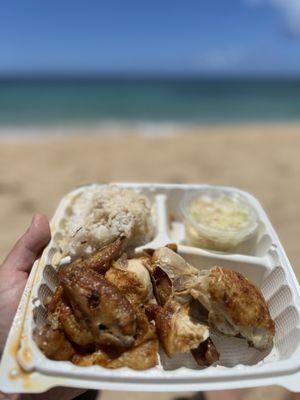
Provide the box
[274,0,300,35]
[246,0,300,35]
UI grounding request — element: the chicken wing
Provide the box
[38,283,96,349]
[65,236,126,274]
[35,285,77,359]
[59,300,94,347]
[60,265,137,349]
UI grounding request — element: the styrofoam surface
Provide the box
[1,183,300,393]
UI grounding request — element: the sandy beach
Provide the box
[1,121,299,272]
[0,121,299,400]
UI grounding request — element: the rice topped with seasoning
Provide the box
[61,186,154,257]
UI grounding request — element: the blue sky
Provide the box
[0,0,300,76]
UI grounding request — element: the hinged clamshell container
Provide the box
[1,183,300,393]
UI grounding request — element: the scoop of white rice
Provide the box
[61,186,154,257]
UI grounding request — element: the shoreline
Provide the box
[1,119,300,140]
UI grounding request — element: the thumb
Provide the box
[2,213,51,273]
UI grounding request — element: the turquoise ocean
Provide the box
[1,77,300,128]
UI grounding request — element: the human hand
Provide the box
[0,214,87,400]
[0,214,51,354]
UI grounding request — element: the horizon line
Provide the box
[1,72,300,82]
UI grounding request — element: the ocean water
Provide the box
[0,78,300,127]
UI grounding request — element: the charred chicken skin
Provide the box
[66,236,126,274]
[36,243,158,369]
[60,265,137,349]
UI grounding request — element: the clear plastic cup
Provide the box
[181,187,259,251]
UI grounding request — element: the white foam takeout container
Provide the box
[1,183,300,393]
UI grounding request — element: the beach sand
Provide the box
[0,121,299,399]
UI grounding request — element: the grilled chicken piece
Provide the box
[45,285,64,330]
[105,256,153,307]
[190,266,275,350]
[72,338,158,370]
[65,236,126,274]
[72,299,158,370]
[35,285,76,359]
[149,265,173,306]
[59,265,136,349]
[148,247,198,305]
[107,338,158,370]
[34,325,75,361]
[39,284,95,348]
[105,255,158,350]
[146,300,209,358]
[134,308,157,345]
[150,247,274,351]
[146,247,217,366]
[36,242,273,369]
[191,338,219,367]
[37,251,157,369]
[151,247,198,287]
[59,300,94,346]
[72,348,110,366]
